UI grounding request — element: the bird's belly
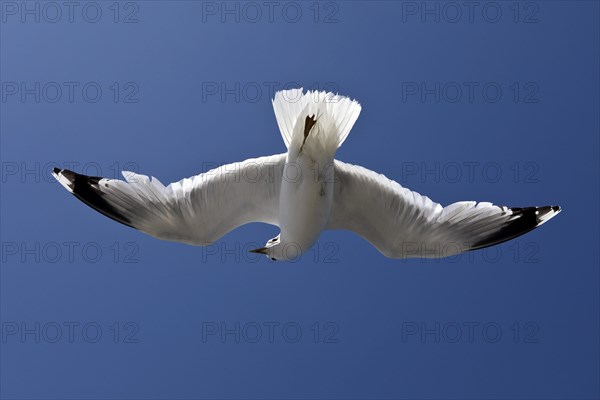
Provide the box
[279,158,334,253]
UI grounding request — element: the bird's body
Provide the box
[277,115,337,259]
[53,88,561,261]
[278,152,335,260]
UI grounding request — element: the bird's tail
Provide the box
[272,88,361,150]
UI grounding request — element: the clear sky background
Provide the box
[1,1,598,398]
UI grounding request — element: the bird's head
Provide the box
[249,234,281,261]
[249,234,301,262]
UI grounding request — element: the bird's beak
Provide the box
[249,247,268,255]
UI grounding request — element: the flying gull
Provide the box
[53,89,561,261]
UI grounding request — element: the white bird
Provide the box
[53,88,561,261]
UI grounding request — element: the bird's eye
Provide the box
[270,257,276,261]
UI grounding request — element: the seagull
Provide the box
[53,88,561,261]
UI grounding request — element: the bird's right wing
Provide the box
[53,154,286,245]
[327,160,560,259]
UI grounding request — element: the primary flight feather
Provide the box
[53,88,561,261]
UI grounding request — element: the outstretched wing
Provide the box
[327,160,561,259]
[53,154,286,245]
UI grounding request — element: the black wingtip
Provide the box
[53,168,134,229]
[472,205,561,251]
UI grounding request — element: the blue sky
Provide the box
[1,1,599,398]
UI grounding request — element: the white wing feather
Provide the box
[53,154,286,245]
[327,160,561,258]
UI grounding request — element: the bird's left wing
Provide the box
[327,160,560,259]
[53,154,286,245]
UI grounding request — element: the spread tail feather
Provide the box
[272,88,361,150]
